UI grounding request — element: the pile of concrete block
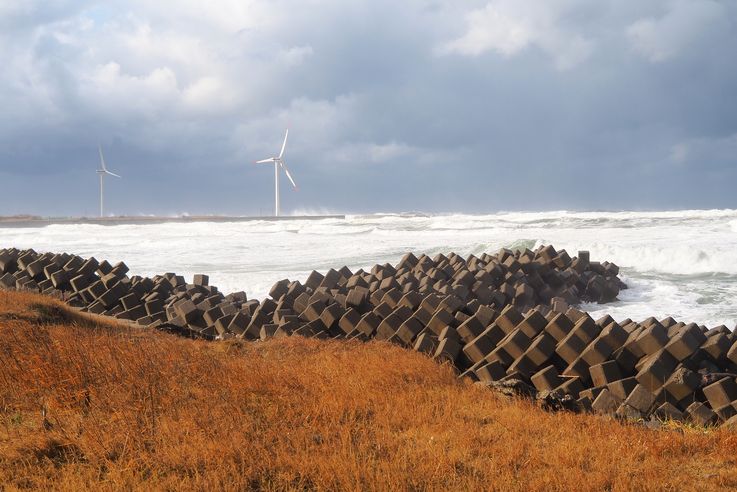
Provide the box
[6,245,737,427]
[0,247,250,340]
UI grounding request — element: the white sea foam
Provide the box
[2,210,735,328]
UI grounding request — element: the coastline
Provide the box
[0,214,346,227]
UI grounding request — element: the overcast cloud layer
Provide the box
[1,0,736,216]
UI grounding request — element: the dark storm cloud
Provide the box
[0,0,735,216]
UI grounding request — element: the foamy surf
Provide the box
[1,209,735,328]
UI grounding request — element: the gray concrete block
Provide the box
[457,315,485,344]
[685,401,717,426]
[476,360,506,383]
[434,337,462,363]
[624,384,654,413]
[591,388,622,415]
[589,361,622,388]
[495,305,524,334]
[531,365,562,391]
[663,366,700,401]
[703,377,737,410]
[556,332,586,365]
[338,308,361,335]
[413,333,438,355]
[396,317,424,345]
[702,334,731,362]
[356,312,381,336]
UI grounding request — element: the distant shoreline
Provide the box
[0,214,346,227]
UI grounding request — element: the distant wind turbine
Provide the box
[96,145,121,218]
[254,129,298,217]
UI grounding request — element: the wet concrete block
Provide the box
[531,365,562,391]
[702,377,737,410]
[589,361,622,388]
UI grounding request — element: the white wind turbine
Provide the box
[254,129,298,217]
[96,145,121,218]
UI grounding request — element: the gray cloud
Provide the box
[0,0,735,216]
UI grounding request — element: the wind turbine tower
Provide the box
[255,129,298,217]
[96,146,121,218]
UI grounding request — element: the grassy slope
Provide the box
[0,290,736,491]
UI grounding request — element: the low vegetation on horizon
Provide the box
[1,291,736,491]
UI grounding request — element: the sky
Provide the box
[0,0,736,216]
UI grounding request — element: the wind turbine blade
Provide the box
[280,161,297,189]
[278,128,289,159]
[98,145,107,171]
[106,171,121,178]
[255,158,275,164]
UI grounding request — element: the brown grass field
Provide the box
[0,290,736,491]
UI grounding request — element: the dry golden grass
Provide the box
[1,290,736,491]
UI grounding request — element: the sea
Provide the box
[2,209,736,329]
